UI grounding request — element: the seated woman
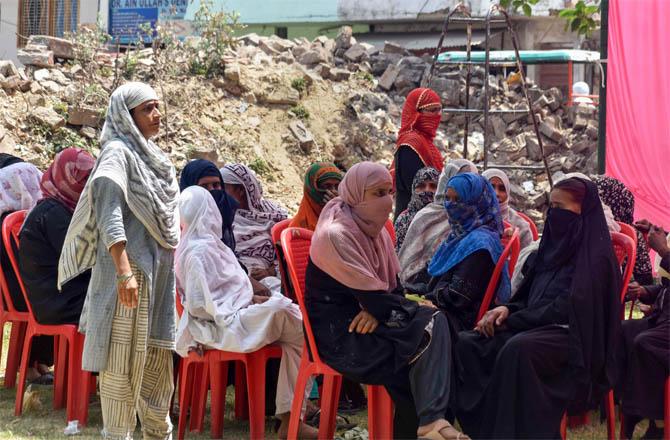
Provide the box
[482,168,534,249]
[179,159,239,250]
[398,159,478,292]
[19,148,94,325]
[220,163,288,281]
[456,177,621,439]
[424,173,510,335]
[175,186,317,438]
[594,175,654,285]
[394,167,438,251]
[616,221,669,440]
[289,162,342,231]
[0,160,53,384]
[306,162,468,440]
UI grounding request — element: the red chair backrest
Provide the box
[384,219,396,245]
[280,227,326,365]
[476,228,521,321]
[616,222,638,248]
[272,218,294,299]
[1,210,36,319]
[611,231,636,306]
[517,211,539,241]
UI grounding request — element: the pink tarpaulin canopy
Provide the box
[606,0,670,230]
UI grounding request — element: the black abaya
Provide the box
[305,260,451,439]
[617,253,670,422]
[455,178,622,439]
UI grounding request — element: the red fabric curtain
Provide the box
[606,0,670,229]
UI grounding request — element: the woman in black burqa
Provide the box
[455,177,622,439]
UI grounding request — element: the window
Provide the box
[18,0,79,47]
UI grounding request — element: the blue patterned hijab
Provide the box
[427,173,511,302]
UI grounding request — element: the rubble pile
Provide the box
[0,29,600,217]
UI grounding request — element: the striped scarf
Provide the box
[58,82,180,288]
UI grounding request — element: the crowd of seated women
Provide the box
[0,86,667,440]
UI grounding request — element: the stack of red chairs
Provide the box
[281,227,394,440]
[2,210,93,425]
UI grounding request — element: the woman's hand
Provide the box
[475,306,509,338]
[419,299,437,309]
[323,189,338,204]
[250,267,275,281]
[118,274,139,308]
[648,226,670,258]
[349,310,379,334]
[634,219,652,234]
[627,282,647,301]
[252,295,270,304]
[249,276,271,296]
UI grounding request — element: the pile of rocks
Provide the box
[3,27,599,215]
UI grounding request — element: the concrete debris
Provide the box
[0,25,600,218]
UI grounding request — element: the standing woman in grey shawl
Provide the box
[398,158,478,292]
[58,83,179,439]
[220,163,288,281]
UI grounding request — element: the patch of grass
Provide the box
[49,128,89,154]
[291,77,306,93]
[248,157,272,176]
[355,71,374,83]
[52,101,68,118]
[289,104,310,120]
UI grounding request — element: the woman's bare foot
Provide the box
[36,363,51,375]
[418,419,470,440]
[276,413,319,439]
[26,367,41,382]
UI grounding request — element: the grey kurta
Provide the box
[79,177,175,372]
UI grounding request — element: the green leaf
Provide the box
[523,3,532,16]
[571,18,581,31]
[529,0,541,4]
[576,0,585,11]
[559,9,576,17]
[586,5,600,13]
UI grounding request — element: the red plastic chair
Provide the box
[0,230,29,389]
[561,231,636,440]
[384,219,396,245]
[2,210,93,425]
[174,285,283,440]
[475,228,521,322]
[272,218,294,300]
[282,227,394,440]
[616,222,638,247]
[517,211,539,241]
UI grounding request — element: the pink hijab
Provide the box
[310,162,399,291]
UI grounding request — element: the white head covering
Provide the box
[398,158,478,287]
[59,82,180,288]
[176,186,252,329]
[482,168,535,248]
[0,162,43,216]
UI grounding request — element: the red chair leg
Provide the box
[4,321,26,389]
[53,335,68,410]
[287,358,312,440]
[188,361,208,433]
[235,361,249,420]
[319,374,343,440]
[14,327,34,416]
[71,333,90,426]
[246,355,268,440]
[368,385,394,440]
[560,412,567,440]
[605,391,616,440]
[177,358,195,440]
[210,359,230,439]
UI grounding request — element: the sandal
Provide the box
[419,420,471,440]
[307,409,357,431]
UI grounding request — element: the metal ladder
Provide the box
[426,3,553,187]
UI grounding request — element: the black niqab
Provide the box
[179,159,239,251]
[0,153,23,169]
